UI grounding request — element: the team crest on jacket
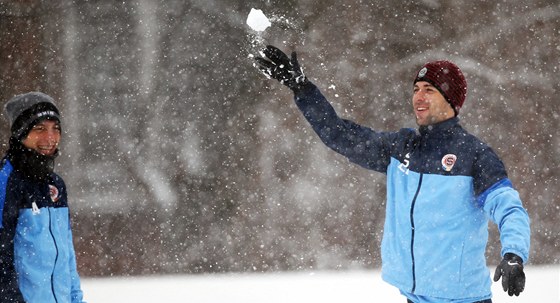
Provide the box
[49,185,60,202]
[441,154,457,172]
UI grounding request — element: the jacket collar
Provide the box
[418,117,459,137]
[6,137,57,181]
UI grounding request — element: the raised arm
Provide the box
[254,45,399,172]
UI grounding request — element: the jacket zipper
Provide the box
[410,173,423,293]
[48,207,60,303]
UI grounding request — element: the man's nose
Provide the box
[414,92,426,102]
[45,129,59,141]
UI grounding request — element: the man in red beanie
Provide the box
[254,46,530,303]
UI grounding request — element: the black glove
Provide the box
[493,253,525,296]
[254,45,308,91]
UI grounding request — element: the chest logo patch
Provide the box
[441,154,457,172]
[49,184,60,203]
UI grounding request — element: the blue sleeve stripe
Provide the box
[0,160,14,228]
[476,178,513,208]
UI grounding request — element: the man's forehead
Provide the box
[414,81,435,87]
[34,119,60,126]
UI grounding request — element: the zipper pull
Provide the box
[32,202,41,215]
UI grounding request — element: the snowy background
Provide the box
[0,0,559,300]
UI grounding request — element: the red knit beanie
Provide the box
[414,60,467,115]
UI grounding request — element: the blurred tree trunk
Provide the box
[0,0,64,152]
[0,0,43,151]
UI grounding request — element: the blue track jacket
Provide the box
[0,158,84,303]
[294,82,530,300]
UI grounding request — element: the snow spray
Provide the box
[245,8,305,59]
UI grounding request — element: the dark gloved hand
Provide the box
[493,253,525,296]
[254,45,308,91]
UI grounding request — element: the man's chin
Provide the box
[37,150,56,156]
[415,118,428,126]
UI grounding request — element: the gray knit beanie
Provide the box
[4,92,61,140]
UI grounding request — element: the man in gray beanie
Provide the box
[0,92,85,302]
[5,92,61,140]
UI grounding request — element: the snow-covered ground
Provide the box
[81,265,558,302]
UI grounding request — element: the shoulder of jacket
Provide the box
[451,127,490,150]
[0,158,15,183]
[394,128,419,144]
[50,173,66,187]
[397,127,418,137]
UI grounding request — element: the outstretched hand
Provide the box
[254,45,308,91]
[493,253,526,296]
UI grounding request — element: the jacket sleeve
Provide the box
[473,146,531,262]
[482,179,531,263]
[0,161,25,302]
[293,82,398,172]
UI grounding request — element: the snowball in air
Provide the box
[246,8,271,32]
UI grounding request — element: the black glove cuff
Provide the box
[290,79,314,94]
[504,253,524,265]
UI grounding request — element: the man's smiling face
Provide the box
[413,81,455,126]
[22,119,61,156]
